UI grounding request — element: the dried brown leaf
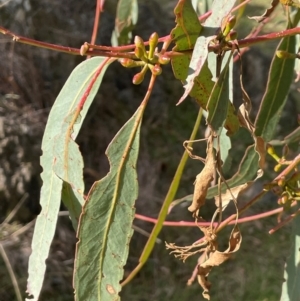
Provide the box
[248,0,279,22]
[188,140,215,213]
[197,226,242,300]
[238,63,266,169]
[214,182,249,209]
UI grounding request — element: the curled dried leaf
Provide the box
[238,63,266,169]
[198,226,242,300]
[188,140,215,213]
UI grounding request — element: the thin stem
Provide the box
[275,153,300,181]
[134,202,288,227]
[87,0,103,59]
[0,244,22,301]
[216,190,267,233]
[2,25,300,59]
[269,205,300,234]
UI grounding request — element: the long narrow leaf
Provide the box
[206,53,232,135]
[26,57,109,301]
[255,13,300,142]
[74,101,146,301]
[121,108,203,285]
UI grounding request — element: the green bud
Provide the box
[132,72,145,85]
[134,36,146,54]
[119,58,145,68]
[132,64,148,85]
[222,15,236,37]
[148,32,159,59]
[119,58,135,68]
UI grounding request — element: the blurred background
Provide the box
[0,0,299,300]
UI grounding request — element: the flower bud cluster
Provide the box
[119,33,170,85]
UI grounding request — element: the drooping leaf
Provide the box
[176,0,236,104]
[53,117,84,230]
[172,57,239,134]
[238,67,266,169]
[206,53,232,135]
[255,14,299,142]
[171,0,203,51]
[26,57,109,301]
[74,102,145,301]
[177,35,215,105]
[280,203,300,301]
[111,0,138,46]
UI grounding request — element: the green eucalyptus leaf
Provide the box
[26,57,109,301]
[74,103,145,301]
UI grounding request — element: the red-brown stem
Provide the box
[238,27,300,48]
[269,205,300,234]
[274,153,300,181]
[215,191,266,233]
[0,26,80,55]
[3,24,300,59]
[134,200,289,227]
[0,26,136,59]
[87,0,104,59]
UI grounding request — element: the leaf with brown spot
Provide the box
[198,226,242,300]
[188,139,215,213]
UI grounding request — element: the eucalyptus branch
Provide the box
[2,25,300,61]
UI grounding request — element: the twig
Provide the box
[0,244,22,301]
[269,204,300,234]
[87,0,103,59]
[2,193,28,224]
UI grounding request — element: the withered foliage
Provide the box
[166,224,242,300]
[188,138,215,214]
